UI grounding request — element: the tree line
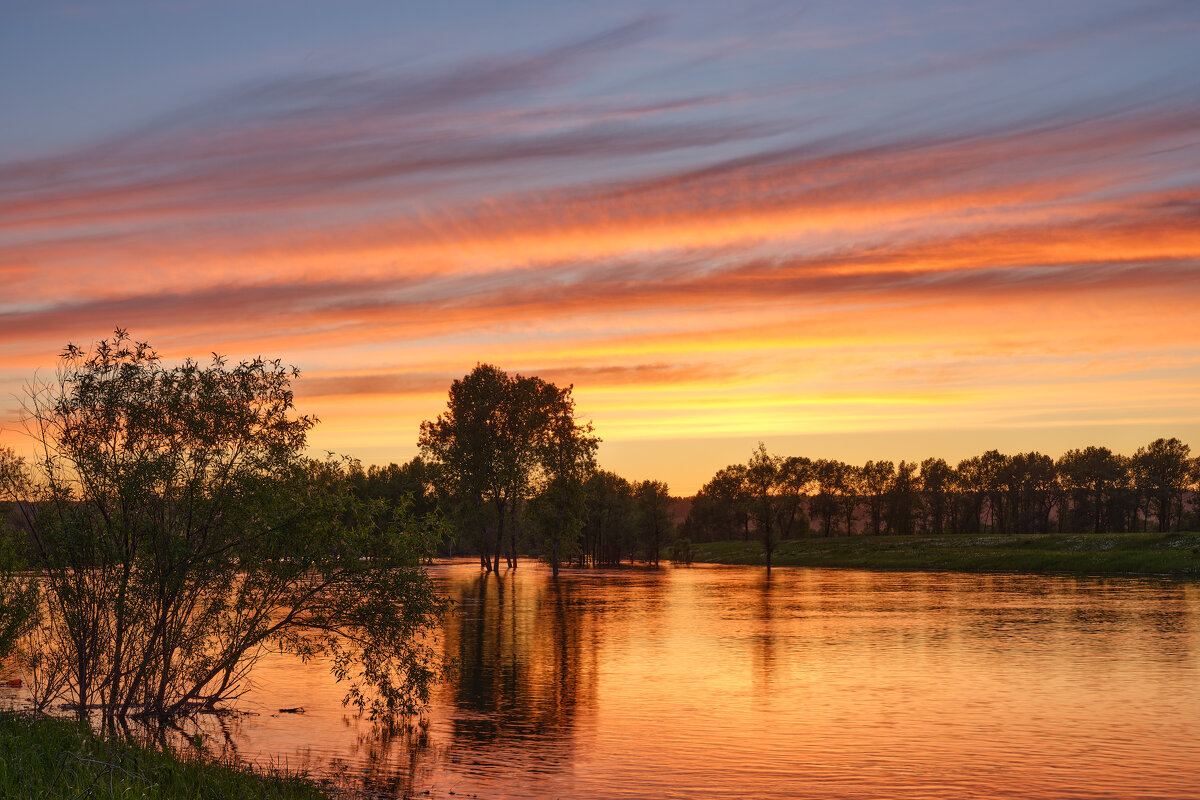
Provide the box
[358,364,678,576]
[683,440,1200,568]
[348,457,678,572]
[363,365,1199,575]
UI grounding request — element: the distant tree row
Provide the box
[683,440,1200,567]
[352,364,1199,573]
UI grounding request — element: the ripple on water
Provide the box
[216,562,1200,799]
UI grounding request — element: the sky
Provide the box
[2,0,1199,494]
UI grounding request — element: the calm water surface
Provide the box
[219,562,1200,799]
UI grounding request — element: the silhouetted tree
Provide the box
[743,445,810,569]
[580,471,635,566]
[810,459,845,536]
[419,365,593,572]
[885,461,919,535]
[861,460,894,536]
[688,464,750,541]
[919,457,954,535]
[840,462,862,536]
[633,480,673,566]
[531,389,599,577]
[1057,446,1125,534]
[1132,438,1192,532]
[955,456,986,534]
[777,456,813,539]
[1018,452,1058,534]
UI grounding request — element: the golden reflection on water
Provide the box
[222,563,1200,799]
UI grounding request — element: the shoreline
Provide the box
[689,531,1200,577]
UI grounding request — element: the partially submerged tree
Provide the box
[633,480,673,567]
[744,445,811,569]
[579,470,636,566]
[532,390,599,577]
[0,448,36,658]
[419,364,597,574]
[1,331,447,722]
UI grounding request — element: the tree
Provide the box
[419,365,526,572]
[418,364,595,573]
[688,464,751,541]
[1057,446,1125,534]
[919,457,953,535]
[1,331,446,722]
[580,470,635,566]
[745,445,781,570]
[633,480,673,566]
[530,386,599,577]
[744,445,811,569]
[840,462,862,536]
[955,456,986,534]
[810,459,845,536]
[777,456,813,539]
[350,458,440,522]
[885,460,919,536]
[1017,452,1058,534]
[1132,438,1192,532]
[860,460,894,536]
[0,448,36,659]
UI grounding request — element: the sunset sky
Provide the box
[3,0,1199,493]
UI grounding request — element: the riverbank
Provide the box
[0,711,332,800]
[691,531,1200,575]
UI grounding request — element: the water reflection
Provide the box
[446,571,597,769]
[181,562,1200,799]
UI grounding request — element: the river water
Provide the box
[210,561,1199,799]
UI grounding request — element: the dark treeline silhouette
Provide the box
[411,364,677,573]
[681,440,1200,559]
[355,367,1199,572]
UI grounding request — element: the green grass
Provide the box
[691,531,1200,575]
[0,711,332,800]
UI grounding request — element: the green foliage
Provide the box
[0,711,329,799]
[3,331,447,721]
[0,453,36,659]
[418,364,597,574]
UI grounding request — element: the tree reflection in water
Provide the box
[313,564,609,797]
[58,564,1200,800]
[448,569,598,772]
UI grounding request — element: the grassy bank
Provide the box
[0,711,331,800]
[691,531,1200,575]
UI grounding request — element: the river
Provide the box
[204,561,1200,799]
